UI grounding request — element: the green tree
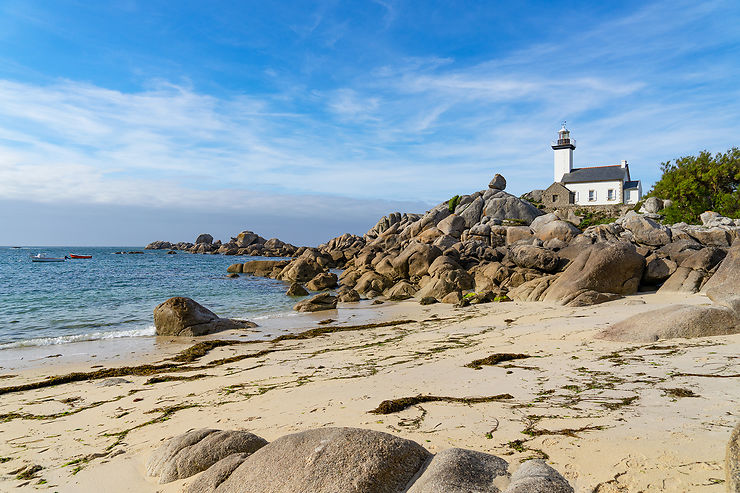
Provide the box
[649,147,740,224]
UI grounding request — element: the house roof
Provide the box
[544,182,572,194]
[561,165,628,184]
[624,180,640,190]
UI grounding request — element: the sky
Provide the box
[0,0,739,246]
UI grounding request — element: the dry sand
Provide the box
[0,292,737,492]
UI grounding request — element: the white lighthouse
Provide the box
[552,122,575,182]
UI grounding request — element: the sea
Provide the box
[0,247,300,350]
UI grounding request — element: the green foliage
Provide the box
[503,218,528,226]
[448,195,461,213]
[574,209,618,229]
[649,148,740,224]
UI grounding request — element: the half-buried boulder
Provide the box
[153,297,256,336]
[407,447,508,493]
[598,304,740,342]
[293,293,338,312]
[209,427,431,493]
[503,459,574,493]
[156,430,267,484]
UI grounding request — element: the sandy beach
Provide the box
[0,292,737,492]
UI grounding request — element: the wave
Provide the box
[0,326,156,350]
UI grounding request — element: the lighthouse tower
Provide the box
[552,122,575,182]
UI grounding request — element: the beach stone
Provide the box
[153,297,256,336]
[503,459,574,493]
[420,296,438,305]
[187,453,250,493]
[212,427,431,493]
[385,280,419,300]
[338,289,360,303]
[226,263,243,273]
[489,174,507,190]
[293,293,338,312]
[542,242,645,306]
[641,197,663,214]
[408,447,508,493]
[195,234,214,245]
[510,245,560,272]
[621,211,672,246]
[599,304,740,342]
[642,256,677,285]
[286,282,309,296]
[96,377,131,387]
[306,272,338,291]
[147,429,218,478]
[158,430,268,483]
[727,422,740,493]
[227,273,239,278]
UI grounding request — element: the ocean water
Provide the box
[0,247,298,349]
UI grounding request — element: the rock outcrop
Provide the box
[150,427,574,493]
[293,293,338,312]
[702,240,740,305]
[153,297,256,336]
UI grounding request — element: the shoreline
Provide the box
[0,292,737,491]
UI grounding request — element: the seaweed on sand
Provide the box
[370,394,513,414]
[465,353,531,369]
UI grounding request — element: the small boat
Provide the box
[69,254,92,259]
[31,254,66,263]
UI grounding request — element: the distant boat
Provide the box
[31,254,66,263]
[69,254,92,259]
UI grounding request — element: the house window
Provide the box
[552,195,558,203]
[607,189,615,201]
[588,190,596,202]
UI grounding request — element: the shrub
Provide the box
[448,195,461,213]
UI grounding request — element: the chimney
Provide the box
[620,160,628,168]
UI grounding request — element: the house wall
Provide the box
[564,180,624,206]
[623,183,642,204]
[542,185,574,207]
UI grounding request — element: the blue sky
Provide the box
[0,0,739,245]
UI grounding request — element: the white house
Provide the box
[548,123,642,206]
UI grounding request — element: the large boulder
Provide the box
[195,233,214,245]
[621,211,671,246]
[385,280,419,300]
[503,459,574,493]
[306,272,338,291]
[483,190,543,224]
[188,453,251,493]
[702,240,740,304]
[407,448,508,493]
[354,271,393,295]
[658,247,726,293]
[642,255,677,285]
[241,260,291,278]
[286,282,309,296]
[147,430,267,484]
[599,304,740,342]
[235,231,265,248]
[153,297,256,336]
[437,214,467,239]
[211,427,431,493]
[535,220,581,243]
[542,242,645,306]
[511,245,560,273]
[458,196,485,228]
[293,293,338,312]
[489,174,507,190]
[641,197,663,214]
[278,257,325,283]
[392,243,443,278]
